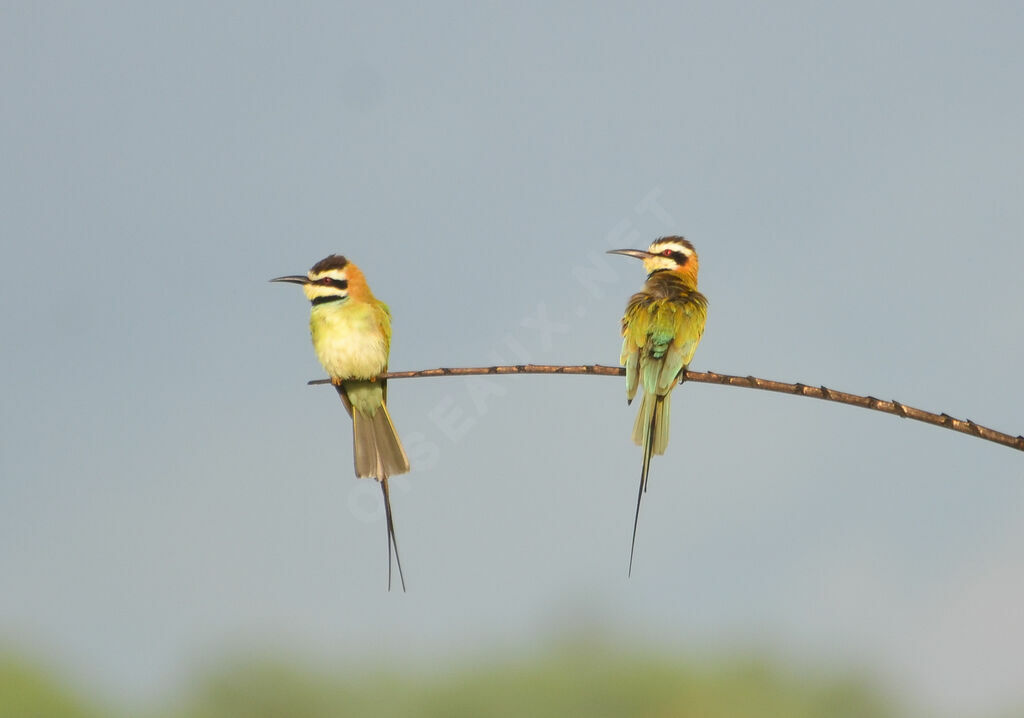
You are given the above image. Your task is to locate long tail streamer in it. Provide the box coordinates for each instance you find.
[380,478,406,592]
[628,396,661,577]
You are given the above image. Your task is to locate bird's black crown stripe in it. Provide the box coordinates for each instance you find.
[310,254,349,273]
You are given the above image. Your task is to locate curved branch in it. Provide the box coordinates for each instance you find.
[309,365,1024,454]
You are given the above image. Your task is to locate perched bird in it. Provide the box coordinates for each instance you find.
[272,254,411,591]
[608,237,708,575]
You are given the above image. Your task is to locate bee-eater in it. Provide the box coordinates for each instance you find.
[272,254,411,591]
[608,237,708,575]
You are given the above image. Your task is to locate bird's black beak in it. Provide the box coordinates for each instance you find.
[606,249,656,260]
[269,275,310,285]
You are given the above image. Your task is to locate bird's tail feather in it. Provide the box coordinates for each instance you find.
[352,401,410,478]
[373,403,410,476]
[629,393,663,576]
[380,476,406,592]
[631,391,672,456]
[346,384,410,591]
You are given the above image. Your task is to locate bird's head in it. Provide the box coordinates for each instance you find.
[270,254,370,305]
[607,236,699,285]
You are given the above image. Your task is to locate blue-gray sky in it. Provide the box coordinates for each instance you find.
[2,2,1023,715]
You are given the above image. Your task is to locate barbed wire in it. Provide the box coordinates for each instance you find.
[309,365,1024,453]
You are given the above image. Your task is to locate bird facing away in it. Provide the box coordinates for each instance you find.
[608,237,708,576]
[272,254,411,591]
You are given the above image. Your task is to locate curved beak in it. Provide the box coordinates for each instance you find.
[606,249,655,260]
[269,274,310,285]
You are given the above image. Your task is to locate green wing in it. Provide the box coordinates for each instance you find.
[620,282,707,400]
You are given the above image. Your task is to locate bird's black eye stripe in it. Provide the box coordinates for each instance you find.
[653,248,690,265]
[309,277,349,304]
[318,278,348,289]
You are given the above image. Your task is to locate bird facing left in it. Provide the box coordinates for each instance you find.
[272,254,411,591]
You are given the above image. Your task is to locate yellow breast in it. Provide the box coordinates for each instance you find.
[310,300,390,380]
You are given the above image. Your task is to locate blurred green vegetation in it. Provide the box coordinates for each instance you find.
[5,639,1018,718]
[173,647,901,718]
[0,641,904,718]
[1,649,103,718]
